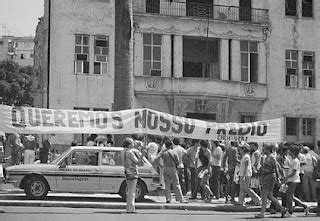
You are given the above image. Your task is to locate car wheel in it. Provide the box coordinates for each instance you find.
[24,176,49,200]
[119,180,147,202]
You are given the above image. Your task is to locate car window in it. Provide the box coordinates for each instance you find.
[101,151,122,166]
[71,151,99,166]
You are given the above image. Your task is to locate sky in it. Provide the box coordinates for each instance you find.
[0,0,44,37]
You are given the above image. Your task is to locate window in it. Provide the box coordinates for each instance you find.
[285,50,298,87]
[20,54,24,59]
[0,41,3,46]
[143,33,162,76]
[240,115,256,123]
[75,35,90,74]
[286,117,298,135]
[71,151,99,166]
[302,118,314,136]
[285,0,297,16]
[239,0,252,21]
[186,113,216,121]
[302,51,314,88]
[7,42,14,53]
[302,0,313,17]
[102,151,122,166]
[93,108,109,112]
[186,0,214,18]
[94,36,108,75]
[240,41,258,83]
[146,0,160,14]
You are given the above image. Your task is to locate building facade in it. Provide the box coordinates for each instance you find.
[0,36,16,62]
[0,35,34,66]
[37,0,319,146]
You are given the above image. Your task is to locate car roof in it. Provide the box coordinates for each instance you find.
[70,146,124,151]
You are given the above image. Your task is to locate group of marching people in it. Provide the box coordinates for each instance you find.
[130,134,320,218]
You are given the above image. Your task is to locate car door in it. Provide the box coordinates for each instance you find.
[99,150,125,192]
[56,150,100,191]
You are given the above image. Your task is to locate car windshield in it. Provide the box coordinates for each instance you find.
[50,147,70,164]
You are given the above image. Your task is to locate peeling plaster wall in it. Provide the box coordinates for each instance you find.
[262,0,320,144]
[49,0,115,111]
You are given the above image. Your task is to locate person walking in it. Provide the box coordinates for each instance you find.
[190,140,212,200]
[236,142,261,206]
[254,144,288,218]
[222,141,240,204]
[283,144,310,217]
[269,144,290,214]
[120,137,143,213]
[172,137,187,195]
[199,149,213,202]
[156,140,188,204]
[185,139,200,198]
[210,141,223,199]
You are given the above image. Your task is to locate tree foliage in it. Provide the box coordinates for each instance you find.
[0,60,34,106]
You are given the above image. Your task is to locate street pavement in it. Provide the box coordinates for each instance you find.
[2,207,320,221]
[0,182,318,215]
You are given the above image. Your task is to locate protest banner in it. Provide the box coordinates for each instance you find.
[0,105,283,142]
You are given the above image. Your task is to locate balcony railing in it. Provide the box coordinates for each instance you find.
[138,1,269,24]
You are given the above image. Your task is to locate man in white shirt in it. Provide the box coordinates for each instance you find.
[172,137,187,195]
[210,141,224,199]
[301,146,317,202]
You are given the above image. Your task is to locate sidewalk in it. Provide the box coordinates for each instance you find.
[0,183,318,214]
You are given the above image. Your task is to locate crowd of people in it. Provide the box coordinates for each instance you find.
[1,132,320,216]
[1,133,56,165]
[120,134,320,217]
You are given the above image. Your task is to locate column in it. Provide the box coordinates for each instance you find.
[231,40,241,81]
[174,35,183,78]
[134,33,143,76]
[162,34,172,78]
[220,39,229,80]
[259,42,266,84]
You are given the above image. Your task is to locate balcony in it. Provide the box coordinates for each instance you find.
[134,1,269,24]
[134,76,267,100]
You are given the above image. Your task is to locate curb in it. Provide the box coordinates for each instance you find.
[0,200,317,213]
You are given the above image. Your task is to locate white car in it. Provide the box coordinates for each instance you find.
[4,146,160,201]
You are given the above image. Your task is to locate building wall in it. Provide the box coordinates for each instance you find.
[262,0,320,144]
[13,37,34,66]
[133,1,269,125]
[0,36,14,61]
[48,0,115,144]
[40,0,320,146]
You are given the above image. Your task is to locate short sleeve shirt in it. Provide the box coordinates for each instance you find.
[287,158,300,183]
[239,153,252,177]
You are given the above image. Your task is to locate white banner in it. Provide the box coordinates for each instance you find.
[0,105,283,142]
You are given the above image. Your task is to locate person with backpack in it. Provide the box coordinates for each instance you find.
[156,140,188,204]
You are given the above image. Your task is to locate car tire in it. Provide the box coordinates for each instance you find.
[119,179,147,202]
[24,176,49,200]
